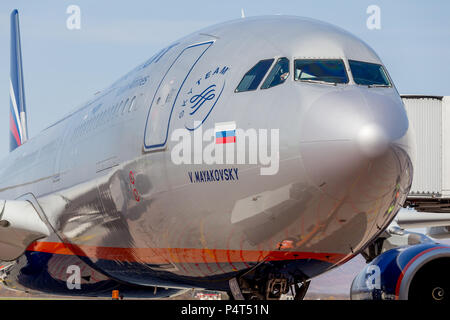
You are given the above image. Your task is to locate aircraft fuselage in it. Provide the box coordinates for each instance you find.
[0,16,414,296]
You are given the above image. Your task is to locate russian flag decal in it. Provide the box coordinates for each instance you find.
[215,121,236,144]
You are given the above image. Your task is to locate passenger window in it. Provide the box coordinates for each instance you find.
[122,98,129,114]
[128,96,136,112]
[261,58,290,89]
[235,59,274,92]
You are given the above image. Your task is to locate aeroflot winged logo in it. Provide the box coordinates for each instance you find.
[178,65,228,131]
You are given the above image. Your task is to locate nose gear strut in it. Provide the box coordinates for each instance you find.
[228,276,311,300]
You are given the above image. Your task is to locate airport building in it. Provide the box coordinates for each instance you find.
[402,95,450,213]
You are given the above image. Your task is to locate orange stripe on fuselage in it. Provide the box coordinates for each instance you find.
[26,241,345,265]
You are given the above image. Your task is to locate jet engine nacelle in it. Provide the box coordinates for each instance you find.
[351,243,450,301]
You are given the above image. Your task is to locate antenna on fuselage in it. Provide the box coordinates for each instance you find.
[241,8,245,18]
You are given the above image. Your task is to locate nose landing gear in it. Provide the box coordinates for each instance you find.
[266,278,288,299]
[291,280,311,300]
[228,276,311,300]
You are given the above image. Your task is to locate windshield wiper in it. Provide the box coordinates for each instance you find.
[300,79,338,86]
[368,84,390,88]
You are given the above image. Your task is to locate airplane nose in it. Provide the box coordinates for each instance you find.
[356,123,389,158]
[299,88,413,200]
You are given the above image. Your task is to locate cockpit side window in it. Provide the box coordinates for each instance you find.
[294,59,348,84]
[235,59,274,92]
[261,57,290,89]
[349,60,391,87]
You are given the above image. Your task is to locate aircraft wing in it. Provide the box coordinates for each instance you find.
[0,200,50,261]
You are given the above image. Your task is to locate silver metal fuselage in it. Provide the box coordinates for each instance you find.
[0,16,414,293]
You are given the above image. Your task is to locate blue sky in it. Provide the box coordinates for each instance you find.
[0,0,449,155]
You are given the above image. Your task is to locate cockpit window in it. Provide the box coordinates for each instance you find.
[235,59,274,92]
[349,60,391,87]
[294,59,348,84]
[261,57,290,89]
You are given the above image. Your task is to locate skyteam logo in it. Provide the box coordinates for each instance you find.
[171,121,280,176]
[178,65,228,131]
